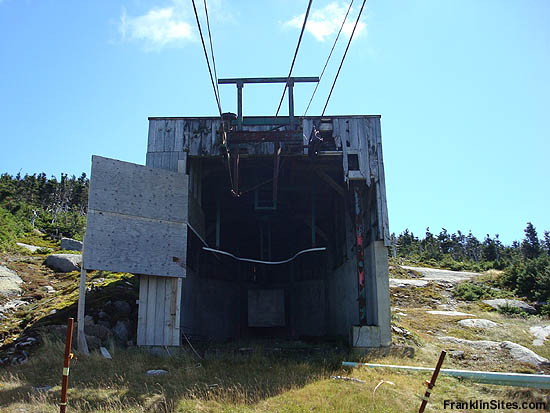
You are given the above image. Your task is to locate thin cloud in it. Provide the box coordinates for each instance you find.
[283,2,367,42]
[119,3,194,51]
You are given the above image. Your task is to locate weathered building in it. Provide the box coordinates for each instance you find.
[79,81,391,351]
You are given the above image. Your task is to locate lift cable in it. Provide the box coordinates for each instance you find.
[203,0,221,104]
[191,0,222,116]
[191,0,237,193]
[303,0,354,116]
[275,0,314,117]
[321,0,367,116]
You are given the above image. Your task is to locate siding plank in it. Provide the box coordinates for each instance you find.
[154,277,165,346]
[137,275,148,346]
[145,277,157,345]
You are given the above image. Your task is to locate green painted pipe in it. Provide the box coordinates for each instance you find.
[342,362,550,389]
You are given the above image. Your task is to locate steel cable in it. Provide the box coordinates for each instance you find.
[191,0,222,116]
[275,0,314,117]
[321,0,366,116]
[303,0,354,116]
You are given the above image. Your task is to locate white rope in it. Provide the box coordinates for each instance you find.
[202,247,326,265]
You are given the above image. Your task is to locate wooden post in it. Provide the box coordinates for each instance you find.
[60,318,74,413]
[418,351,447,413]
[76,266,89,355]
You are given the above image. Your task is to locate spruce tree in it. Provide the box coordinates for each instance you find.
[521,222,541,259]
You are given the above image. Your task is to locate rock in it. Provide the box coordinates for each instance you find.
[389,279,429,288]
[84,323,112,341]
[449,350,465,360]
[60,238,83,252]
[85,334,101,351]
[530,325,550,346]
[113,300,132,316]
[32,386,52,392]
[16,243,51,253]
[426,310,474,317]
[146,369,168,375]
[43,285,56,294]
[0,265,23,296]
[113,320,129,343]
[97,320,111,329]
[100,347,112,359]
[500,341,549,368]
[391,326,412,338]
[44,254,82,273]
[482,299,536,314]
[0,299,27,314]
[457,319,498,329]
[438,336,549,368]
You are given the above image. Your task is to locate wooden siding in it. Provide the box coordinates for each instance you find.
[146,116,390,246]
[137,275,182,346]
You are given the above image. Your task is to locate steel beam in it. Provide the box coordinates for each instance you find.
[219,77,319,84]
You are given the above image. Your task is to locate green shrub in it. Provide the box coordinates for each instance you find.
[453,282,487,301]
[0,206,29,252]
[497,304,528,318]
[540,304,550,317]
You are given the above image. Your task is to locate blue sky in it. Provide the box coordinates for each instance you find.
[1,0,548,244]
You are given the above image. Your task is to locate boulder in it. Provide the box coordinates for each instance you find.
[16,243,51,253]
[113,300,132,316]
[0,265,23,296]
[482,299,536,314]
[84,323,112,341]
[439,336,549,368]
[44,254,82,272]
[113,320,129,343]
[530,325,550,346]
[85,334,101,351]
[60,238,83,252]
[457,319,498,329]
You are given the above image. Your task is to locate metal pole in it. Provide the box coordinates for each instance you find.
[60,318,74,413]
[419,351,446,413]
[237,81,243,130]
[288,79,295,129]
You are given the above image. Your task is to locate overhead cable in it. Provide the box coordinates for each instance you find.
[203,0,221,104]
[191,0,222,116]
[303,0,354,116]
[321,0,366,116]
[275,0,314,117]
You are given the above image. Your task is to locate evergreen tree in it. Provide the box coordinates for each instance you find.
[521,222,541,259]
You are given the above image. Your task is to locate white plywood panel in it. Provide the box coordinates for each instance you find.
[84,155,188,277]
[87,156,188,223]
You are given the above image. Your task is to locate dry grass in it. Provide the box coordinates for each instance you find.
[0,336,548,412]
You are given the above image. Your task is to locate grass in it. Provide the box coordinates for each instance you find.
[0,337,549,412]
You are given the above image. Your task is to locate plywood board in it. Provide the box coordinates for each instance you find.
[84,155,188,277]
[248,289,285,327]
